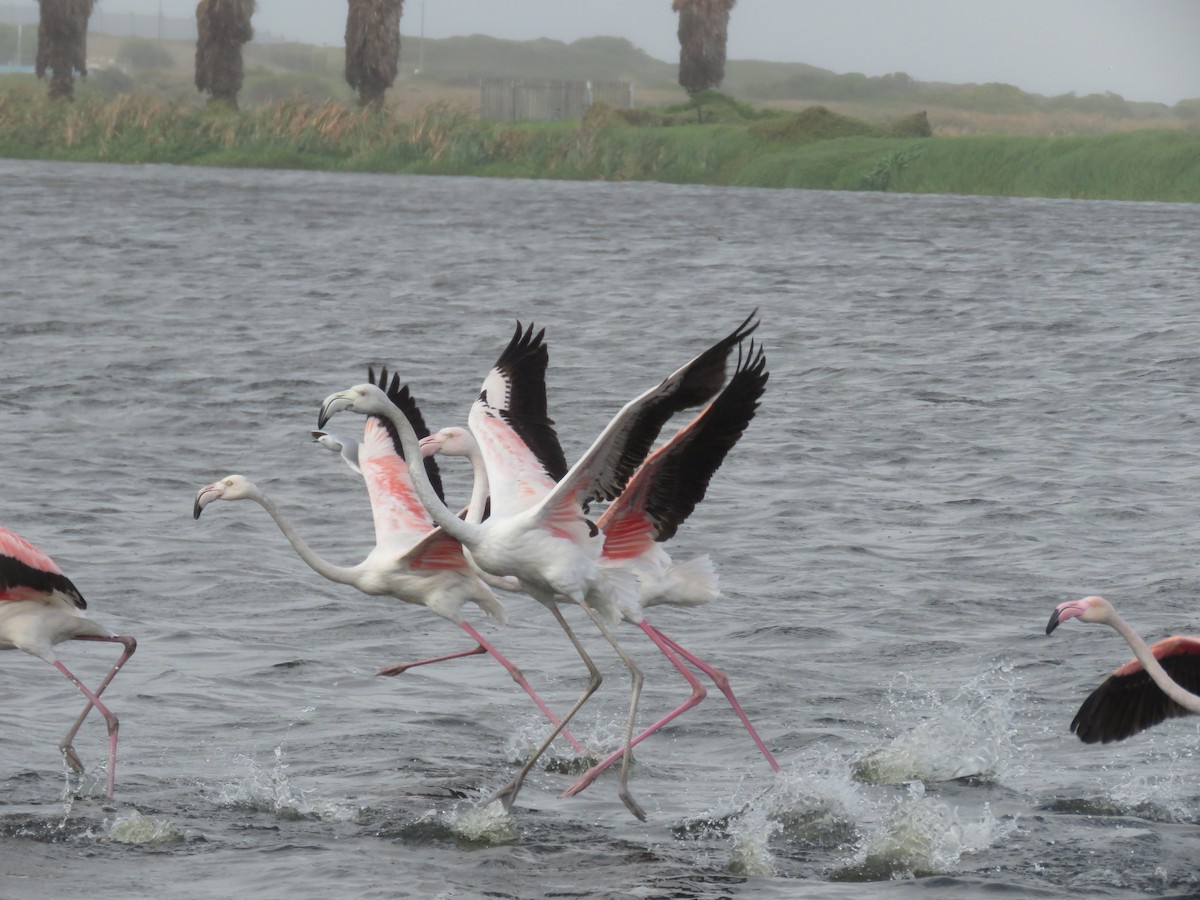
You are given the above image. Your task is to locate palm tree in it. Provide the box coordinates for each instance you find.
[344,0,403,110]
[672,0,737,96]
[195,0,256,111]
[36,0,94,100]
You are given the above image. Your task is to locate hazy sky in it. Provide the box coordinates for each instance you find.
[51,1,1200,104]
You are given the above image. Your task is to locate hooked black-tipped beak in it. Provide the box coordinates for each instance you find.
[1045,607,1063,635]
[311,430,326,442]
[193,487,217,520]
[318,393,350,430]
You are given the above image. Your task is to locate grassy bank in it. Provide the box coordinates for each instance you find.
[1,88,1197,202]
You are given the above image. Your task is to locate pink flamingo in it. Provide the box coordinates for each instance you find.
[1047,595,1200,742]
[318,314,758,821]
[194,370,583,752]
[419,340,781,797]
[0,527,137,797]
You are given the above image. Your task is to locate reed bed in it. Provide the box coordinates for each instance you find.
[1,88,1197,201]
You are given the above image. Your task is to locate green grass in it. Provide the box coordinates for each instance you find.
[1,89,1197,201]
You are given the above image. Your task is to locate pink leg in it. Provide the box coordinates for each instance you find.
[378,622,585,755]
[654,628,779,771]
[54,635,137,798]
[377,644,488,676]
[560,620,707,798]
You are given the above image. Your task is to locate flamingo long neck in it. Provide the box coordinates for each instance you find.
[1109,612,1200,713]
[371,402,483,546]
[462,436,491,525]
[251,490,360,587]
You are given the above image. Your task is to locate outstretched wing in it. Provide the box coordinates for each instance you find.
[598,341,768,559]
[530,311,759,531]
[1070,636,1200,743]
[359,368,447,551]
[0,527,87,610]
[469,322,567,518]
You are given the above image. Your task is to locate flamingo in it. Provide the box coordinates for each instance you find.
[194,370,583,751]
[1046,595,1200,743]
[318,313,759,821]
[419,340,781,797]
[311,430,362,476]
[0,527,137,798]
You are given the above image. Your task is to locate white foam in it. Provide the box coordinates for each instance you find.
[107,808,185,844]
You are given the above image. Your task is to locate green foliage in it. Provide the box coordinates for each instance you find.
[1173,98,1200,122]
[0,91,1196,202]
[0,24,19,63]
[117,38,174,71]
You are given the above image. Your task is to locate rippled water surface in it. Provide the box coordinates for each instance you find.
[2,159,1200,898]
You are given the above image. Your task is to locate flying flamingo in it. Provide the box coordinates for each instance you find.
[1046,595,1200,742]
[194,370,584,751]
[419,340,781,797]
[318,313,759,821]
[311,430,363,476]
[0,527,137,797]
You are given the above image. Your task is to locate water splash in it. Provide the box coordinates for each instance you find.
[107,809,185,844]
[211,744,360,823]
[448,799,518,844]
[833,781,1012,881]
[853,667,1017,784]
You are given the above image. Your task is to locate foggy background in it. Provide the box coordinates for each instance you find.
[5,1,1199,103]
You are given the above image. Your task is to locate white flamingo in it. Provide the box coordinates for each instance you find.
[318,314,759,821]
[419,339,781,797]
[194,371,583,750]
[1047,595,1200,742]
[0,526,137,797]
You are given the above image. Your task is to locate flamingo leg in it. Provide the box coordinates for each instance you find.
[53,635,136,798]
[377,644,489,676]
[654,628,780,772]
[484,603,602,815]
[561,619,706,798]
[572,603,646,821]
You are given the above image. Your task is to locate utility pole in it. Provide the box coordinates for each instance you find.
[418,0,425,74]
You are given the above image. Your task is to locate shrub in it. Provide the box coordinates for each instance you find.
[117,38,174,71]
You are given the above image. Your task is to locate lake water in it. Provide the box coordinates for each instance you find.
[2,158,1199,898]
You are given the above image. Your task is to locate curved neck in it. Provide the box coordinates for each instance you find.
[463,439,491,525]
[372,403,482,546]
[251,490,359,587]
[1110,612,1200,713]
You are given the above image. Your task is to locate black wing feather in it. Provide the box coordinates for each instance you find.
[489,322,569,482]
[368,365,447,506]
[0,554,87,609]
[1070,654,1200,743]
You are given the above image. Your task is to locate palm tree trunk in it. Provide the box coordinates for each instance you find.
[36,0,94,101]
[672,0,736,96]
[195,0,256,112]
[344,0,403,110]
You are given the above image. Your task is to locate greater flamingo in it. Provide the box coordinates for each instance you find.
[419,340,781,796]
[311,430,362,476]
[194,371,583,750]
[318,314,758,820]
[0,527,137,797]
[1046,595,1200,742]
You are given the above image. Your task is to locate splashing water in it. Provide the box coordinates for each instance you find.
[449,799,518,844]
[211,745,360,823]
[107,809,185,844]
[853,667,1017,784]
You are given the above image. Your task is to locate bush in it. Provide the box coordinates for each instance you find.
[117,38,174,71]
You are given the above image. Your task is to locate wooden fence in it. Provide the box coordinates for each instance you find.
[479,78,634,121]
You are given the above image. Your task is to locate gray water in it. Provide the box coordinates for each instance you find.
[2,158,1200,898]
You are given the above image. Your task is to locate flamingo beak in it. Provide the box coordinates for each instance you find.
[193,485,220,519]
[1046,601,1084,635]
[318,393,352,429]
[311,430,327,442]
[418,435,441,459]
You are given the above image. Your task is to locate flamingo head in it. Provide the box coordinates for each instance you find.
[1046,595,1114,634]
[318,383,389,429]
[419,426,477,460]
[194,474,256,519]
[311,430,346,454]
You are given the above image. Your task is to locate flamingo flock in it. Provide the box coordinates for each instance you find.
[6,311,1200,815]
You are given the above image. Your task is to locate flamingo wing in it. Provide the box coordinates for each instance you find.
[598,340,768,559]
[531,312,760,533]
[469,322,567,518]
[358,369,447,551]
[1070,636,1200,743]
[0,527,86,609]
